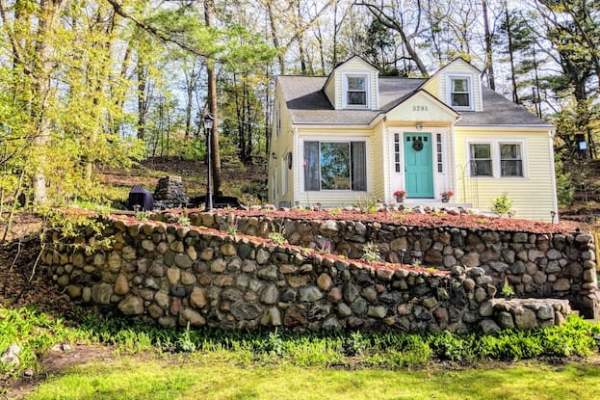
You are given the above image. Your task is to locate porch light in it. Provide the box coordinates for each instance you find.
[203,113,214,130]
[415,122,423,131]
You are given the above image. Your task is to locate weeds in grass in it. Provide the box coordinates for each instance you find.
[1,307,599,377]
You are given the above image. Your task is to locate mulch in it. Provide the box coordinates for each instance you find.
[193,208,585,235]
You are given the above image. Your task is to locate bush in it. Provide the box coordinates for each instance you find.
[492,194,513,217]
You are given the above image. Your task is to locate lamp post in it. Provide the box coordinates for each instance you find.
[204,112,214,211]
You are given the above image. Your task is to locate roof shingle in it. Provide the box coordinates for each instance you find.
[277,75,551,127]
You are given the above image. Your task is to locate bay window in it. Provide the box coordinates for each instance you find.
[304,141,367,191]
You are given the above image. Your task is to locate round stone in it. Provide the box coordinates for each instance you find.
[317,273,333,291]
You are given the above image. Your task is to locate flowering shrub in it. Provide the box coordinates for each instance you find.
[393,190,406,200]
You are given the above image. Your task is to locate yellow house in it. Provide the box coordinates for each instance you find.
[268,56,558,222]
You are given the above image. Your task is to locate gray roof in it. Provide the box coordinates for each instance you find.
[277,75,551,127]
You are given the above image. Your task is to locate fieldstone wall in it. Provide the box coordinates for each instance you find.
[42,216,572,333]
[160,211,600,319]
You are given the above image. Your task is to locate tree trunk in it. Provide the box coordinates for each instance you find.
[136,52,147,140]
[266,1,285,74]
[504,7,519,103]
[482,0,495,90]
[295,0,307,74]
[205,0,222,195]
[332,0,339,67]
[31,0,67,205]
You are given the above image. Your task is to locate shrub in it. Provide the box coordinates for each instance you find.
[361,242,381,262]
[492,194,513,217]
[268,232,286,245]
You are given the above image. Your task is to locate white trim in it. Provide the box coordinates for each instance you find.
[465,137,529,179]
[342,73,370,109]
[447,74,474,111]
[456,125,554,130]
[548,133,559,220]
[387,127,452,203]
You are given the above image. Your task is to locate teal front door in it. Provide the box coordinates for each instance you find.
[404,132,434,198]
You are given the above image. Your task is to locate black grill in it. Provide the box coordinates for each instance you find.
[127,186,154,211]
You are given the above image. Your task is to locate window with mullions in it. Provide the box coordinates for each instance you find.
[450,77,471,108]
[500,143,523,177]
[394,133,401,172]
[436,133,443,173]
[469,143,493,177]
[346,76,367,106]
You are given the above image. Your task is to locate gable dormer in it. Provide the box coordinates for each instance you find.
[422,58,483,112]
[324,55,379,110]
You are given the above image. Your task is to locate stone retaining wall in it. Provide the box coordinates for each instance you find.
[42,216,572,333]
[158,211,600,319]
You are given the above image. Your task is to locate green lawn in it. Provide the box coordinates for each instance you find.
[26,355,600,400]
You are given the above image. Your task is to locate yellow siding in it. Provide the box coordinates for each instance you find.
[385,91,456,123]
[293,127,383,208]
[268,82,294,206]
[454,128,557,221]
[424,60,483,111]
[332,57,379,110]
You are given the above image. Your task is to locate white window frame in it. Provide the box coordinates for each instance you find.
[499,141,525,178]
[342,73,370,109]
[466,138,528,179]
[301,137,369,193]
[447,74,474,111]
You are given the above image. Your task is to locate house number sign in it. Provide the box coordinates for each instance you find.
[412,105,428,111]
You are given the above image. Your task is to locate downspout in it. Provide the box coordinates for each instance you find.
[548,127,559,221]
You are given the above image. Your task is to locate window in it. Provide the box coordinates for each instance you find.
[346,75,367,107]
[394,133,401,172]
[469,143,493,177]
[450,77,471,108]
[304,141,367,191]
[436,133,443,173]
[320,142,351,190]
[500,143,523,177]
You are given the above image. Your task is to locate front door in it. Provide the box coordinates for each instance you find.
[404,132,434,198]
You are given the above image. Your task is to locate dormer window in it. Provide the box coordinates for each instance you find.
[449,76,472,109]
[345,74,368,108]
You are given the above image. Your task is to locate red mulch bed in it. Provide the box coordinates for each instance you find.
[183,208,584,235]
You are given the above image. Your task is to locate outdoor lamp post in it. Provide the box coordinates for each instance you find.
[204,112,214,211]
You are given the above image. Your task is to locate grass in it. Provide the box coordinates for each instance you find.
[1,305,600,398]
[25,355,600,400]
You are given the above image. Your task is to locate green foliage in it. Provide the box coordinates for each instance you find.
[46,210,113,254]
[268,232,286,246]
[555,159,574,207]
[177,215,191,227]
[502,279,516,298]
[354,196,379,214]
[135,211,150,222]
[361,242,382,263]
[492,194,514,217]
[0,307,91,376]
[2,306,599,379]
